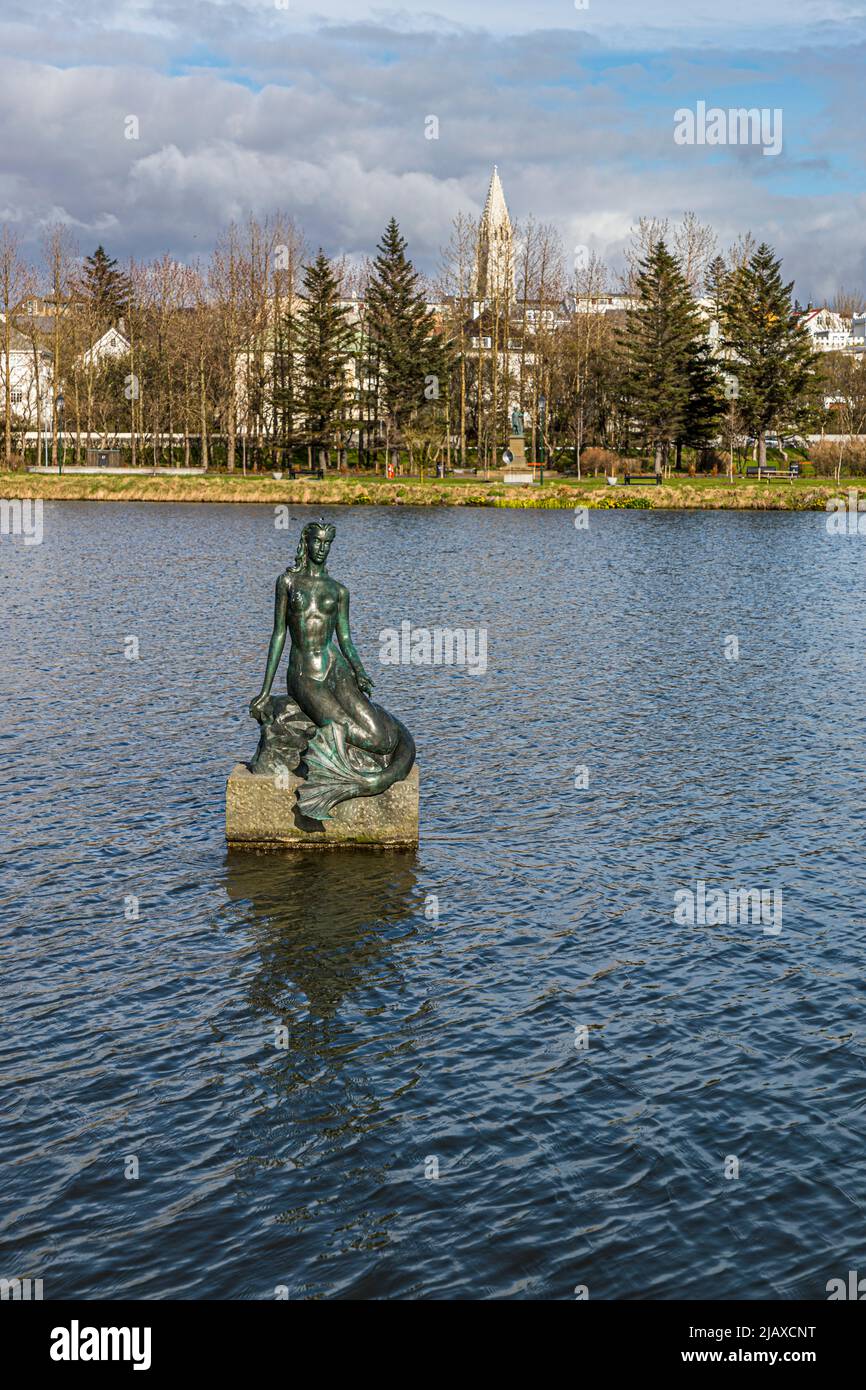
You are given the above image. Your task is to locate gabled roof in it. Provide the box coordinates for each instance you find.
[77,326,132,363]
[0,317,39,352]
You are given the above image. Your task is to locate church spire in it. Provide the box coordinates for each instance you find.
[475,166,514,301]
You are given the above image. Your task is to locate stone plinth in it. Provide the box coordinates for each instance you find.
[508,435,526,464]
[226,763,419,850]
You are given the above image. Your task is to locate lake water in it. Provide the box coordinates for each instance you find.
[1,501,865,1300]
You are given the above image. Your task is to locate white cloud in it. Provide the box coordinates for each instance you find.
[0,8,863,302]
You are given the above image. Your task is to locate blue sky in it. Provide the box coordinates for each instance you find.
[0,1,864,299]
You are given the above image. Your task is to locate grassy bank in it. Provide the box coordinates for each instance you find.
[0,470,857,511]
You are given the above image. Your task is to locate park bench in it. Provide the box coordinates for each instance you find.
[624,471,662,485]
[745,465,801,481]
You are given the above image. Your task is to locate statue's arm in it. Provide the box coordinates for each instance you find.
[336,585,374,695]
[249,573,289,719]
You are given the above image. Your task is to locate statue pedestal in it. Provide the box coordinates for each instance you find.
[508,435,526,464]
[226,763,419,850]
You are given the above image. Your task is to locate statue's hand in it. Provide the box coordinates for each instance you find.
[354,668,374,697]
[249,692,273,724]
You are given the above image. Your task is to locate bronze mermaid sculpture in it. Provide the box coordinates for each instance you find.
[248,520,416,821]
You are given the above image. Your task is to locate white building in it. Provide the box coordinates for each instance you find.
[798,307,853,353]
[79,326,131,368]
[571,292,636,315]
[0,319,54,426]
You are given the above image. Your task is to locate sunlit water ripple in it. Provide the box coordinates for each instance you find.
[1,501,864,1299]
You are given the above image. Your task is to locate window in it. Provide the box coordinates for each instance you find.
[10,388,23,405]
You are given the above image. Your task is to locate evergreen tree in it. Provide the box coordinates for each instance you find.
[705,255,730,323]
[271,301,299,465]
[721,243,817,466]
[621,240,705,470]
[298,250,353,467]
[366,218,442,465]
[81,245,129,325]
[676,337,723,464]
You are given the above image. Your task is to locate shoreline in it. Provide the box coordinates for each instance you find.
[0,471,849,511]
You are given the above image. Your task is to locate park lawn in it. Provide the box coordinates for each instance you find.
[0,469,859,511]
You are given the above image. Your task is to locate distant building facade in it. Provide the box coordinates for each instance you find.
[797,307,853,353]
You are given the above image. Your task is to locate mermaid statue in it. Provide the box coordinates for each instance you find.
[248,520,416,821]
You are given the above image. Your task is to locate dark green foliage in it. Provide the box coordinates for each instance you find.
[621,240,710,465]
[298,250,353,459]
[721,243,818,459]
[366,218,444,443]
[81,245,129,325]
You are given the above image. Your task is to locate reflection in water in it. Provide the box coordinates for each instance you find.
[224,848,420,1025]
[223,851,424,1257]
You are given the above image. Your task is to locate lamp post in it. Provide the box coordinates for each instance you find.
[538,394,547,483]
[56,392,64,476]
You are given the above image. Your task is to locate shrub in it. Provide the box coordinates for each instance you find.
[701,449,726,474]
[808,438,866,477]
[845,438,866,472]
[580,446,623,477]
[591,493,652,509]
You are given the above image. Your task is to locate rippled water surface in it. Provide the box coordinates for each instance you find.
[2,501,865,1300]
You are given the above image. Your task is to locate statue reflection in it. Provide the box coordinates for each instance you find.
[223,851,423,1249]
[224,848,420,1034]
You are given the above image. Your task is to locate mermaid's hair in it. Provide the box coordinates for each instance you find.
[291,518,336,573]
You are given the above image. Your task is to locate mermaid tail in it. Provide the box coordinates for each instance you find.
[297,716,416,821]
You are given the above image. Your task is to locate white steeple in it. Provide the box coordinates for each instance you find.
[474,166,514,301]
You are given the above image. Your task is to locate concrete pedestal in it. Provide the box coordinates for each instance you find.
[226,763,419,850]
[508,435,527,464]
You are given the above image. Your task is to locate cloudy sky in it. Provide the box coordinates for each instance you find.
[1,1,864,300]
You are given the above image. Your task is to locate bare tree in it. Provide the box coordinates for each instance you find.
[555,250,610,476]
[822,351,866,482]
[0,227,34,466]
[438,212,477,469]
[726,231,756,273]
[622,216,670,295]
[42,224,79,467]
[832,286,865,317]
[210,224,245,471]
[673,212,717,296]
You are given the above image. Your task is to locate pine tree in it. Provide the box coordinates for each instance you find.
[81,245,129,325]
[705,255,730,323]
[621,240,705,470]
[366,218,442,466]
[721,243,817,466]
[677,337,723,464]
[298,251,353,468]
